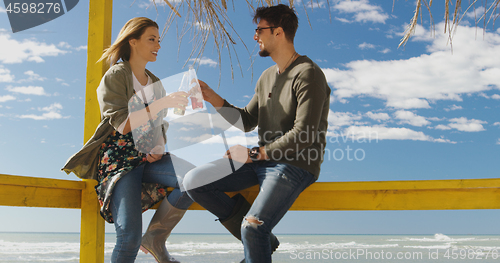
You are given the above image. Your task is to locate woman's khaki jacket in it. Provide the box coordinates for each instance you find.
[62,61,166,180]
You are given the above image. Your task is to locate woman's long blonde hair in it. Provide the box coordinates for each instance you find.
[98,17,159,65]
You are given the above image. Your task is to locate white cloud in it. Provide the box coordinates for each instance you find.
[478,92,489,99]
[75,46,87,51]
[394,110,430,127]
[0,6,5,13]
[137,0,176,9]
[55,77,70,86]
[328,110,362,130]
[18,71,46,83]
[0,95,16,102]
[194,22,211,30]
[497,138,500,145]
[355,10,389,24]
[327,111,455,143]
[305,0,326,9]
[433,137,456,144]
[492,94,500,99]
[189,57,218,68]
[333,0,389,24]
[435,124,452,130]
[322,22,500,109]
[18,103,66,120]
[387,98,431,109]
[359,42,376,49]
[447,117,487,132]
[465,6,486,20]
[0,32,68,63]
[379,48,391,54]
[58,42,72,49]
[6,86,47,96]
[494,122,500,126]
[340,125,455,143]
[335,17,352,23]
[344,125,432,141]
[366,111,390,122]
[0,65,14,82]
[444,104,463,111]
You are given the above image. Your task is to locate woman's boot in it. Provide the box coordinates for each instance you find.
[140,199,186,263]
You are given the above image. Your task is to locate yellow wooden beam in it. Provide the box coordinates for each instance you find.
[286,179,500,211]
[3,174,500,211]
[307,178,500,191]
[0,174,85,190]
[154,178,500,211]
[0,174,84,208]
[0,184,81,208]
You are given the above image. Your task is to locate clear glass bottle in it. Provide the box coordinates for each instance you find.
[174,66,203,115]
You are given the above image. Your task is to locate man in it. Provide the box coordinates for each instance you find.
[184,4,330,263]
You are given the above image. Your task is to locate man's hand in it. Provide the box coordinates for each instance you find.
[223,144,252,163]
[198,80,224,108]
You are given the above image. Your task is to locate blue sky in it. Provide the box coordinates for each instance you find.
[0,0,499,235]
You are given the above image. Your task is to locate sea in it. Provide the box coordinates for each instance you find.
[1,232,500,262]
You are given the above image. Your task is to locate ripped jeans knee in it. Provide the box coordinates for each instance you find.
[241,215,269,243]
[242,215,264,229]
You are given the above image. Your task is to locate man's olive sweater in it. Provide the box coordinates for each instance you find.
[220,56,330,179]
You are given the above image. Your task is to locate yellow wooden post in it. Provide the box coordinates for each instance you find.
[84,0,112,142]
[81,0,113,262]
[80,180,105,263]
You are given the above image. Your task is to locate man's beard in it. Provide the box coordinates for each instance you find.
[259,49,270,57]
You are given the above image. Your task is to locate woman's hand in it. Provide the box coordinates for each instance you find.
[146,145,164,163]
[198,80,224,108]
[160,91,189,109]
[146,153,163,163]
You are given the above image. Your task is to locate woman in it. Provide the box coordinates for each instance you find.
[62,17,193,263]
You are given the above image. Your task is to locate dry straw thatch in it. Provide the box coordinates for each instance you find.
[399,0,500,48]
[146,0,500,77]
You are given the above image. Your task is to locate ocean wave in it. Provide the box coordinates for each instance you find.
[3,234,499,261]
[404,243,454,249]
[0,240,80,255]
[274,241,399,254]
[0,255,79,262]
[27,257,79,262]
[167,241,243,250]
[388,233,495,242]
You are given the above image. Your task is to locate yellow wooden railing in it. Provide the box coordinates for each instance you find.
[2,0,500,262]
[2,174,500,262]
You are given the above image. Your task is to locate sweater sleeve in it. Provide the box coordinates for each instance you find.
[264,66,328,158]
[97,68,130,132]
[217,92,259,133]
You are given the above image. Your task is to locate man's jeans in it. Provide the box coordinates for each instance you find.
[110,153,194,263]
[184,159,316,263]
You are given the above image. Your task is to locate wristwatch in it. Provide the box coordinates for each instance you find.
[248,147,260,162]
